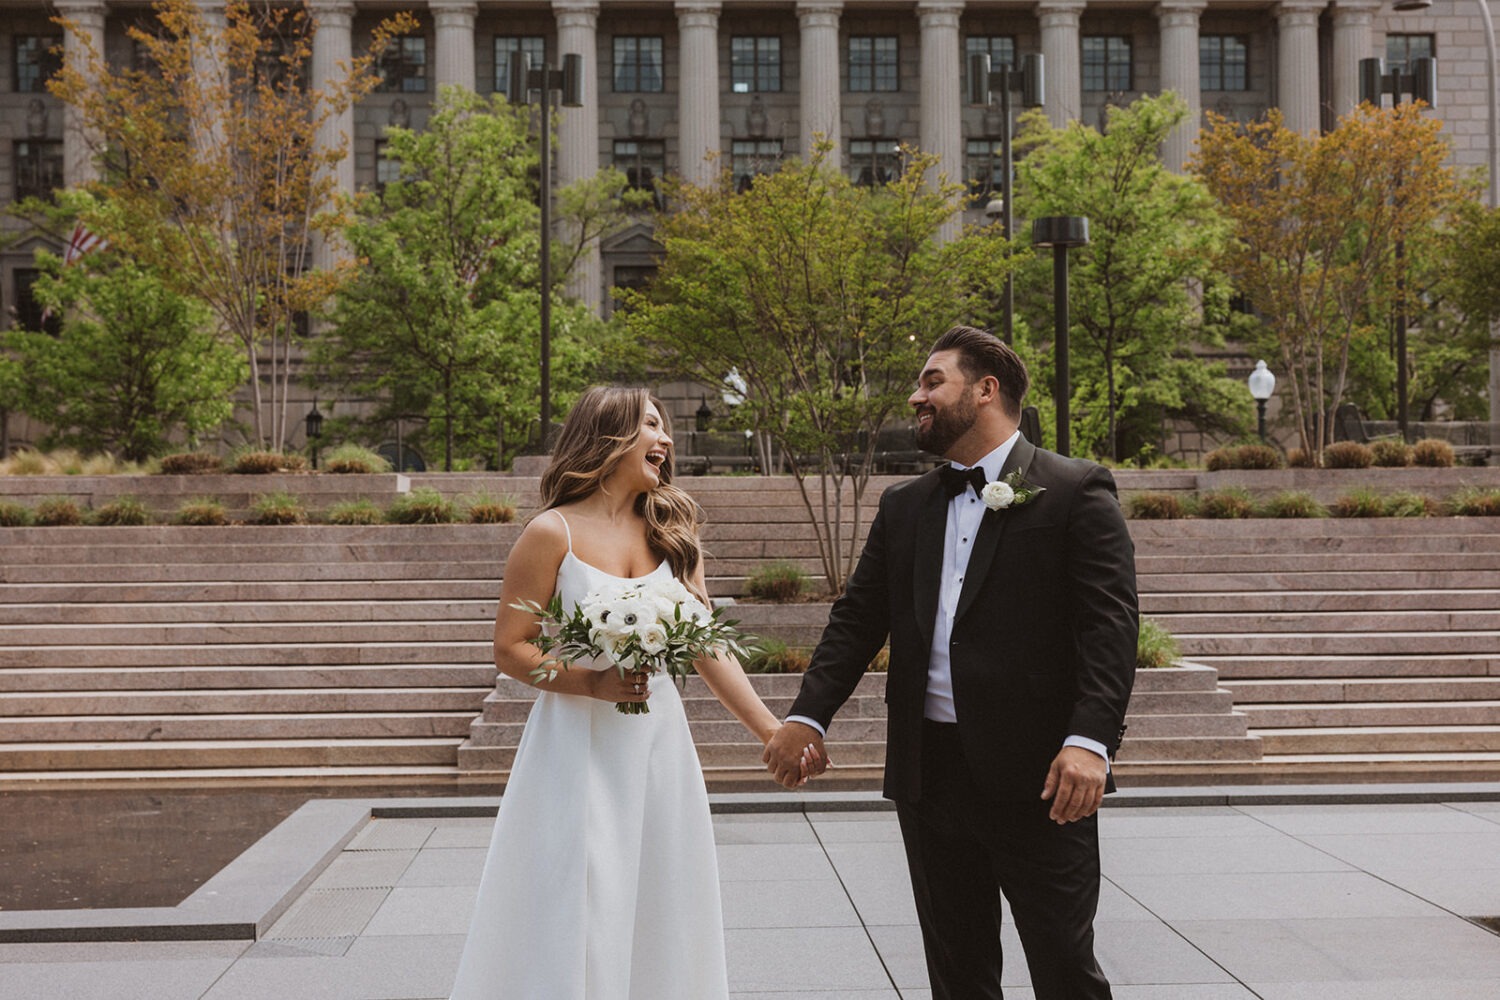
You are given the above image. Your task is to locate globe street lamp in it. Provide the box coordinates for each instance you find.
[509,51,584,452]
[305,398,324,470]
[1247,360,1276,443]
[1031,216,1090,457]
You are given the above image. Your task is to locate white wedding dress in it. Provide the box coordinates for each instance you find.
[449,513,729,1000]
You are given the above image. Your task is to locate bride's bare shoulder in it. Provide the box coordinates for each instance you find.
[514,508,569,556]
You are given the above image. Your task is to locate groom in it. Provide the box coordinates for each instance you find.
[765,325,1138,999]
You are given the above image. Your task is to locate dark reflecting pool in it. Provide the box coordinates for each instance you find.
[0,782,499,911]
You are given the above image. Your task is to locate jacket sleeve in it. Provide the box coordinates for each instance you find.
[1063,464,1139,754]
[787,497,894,732]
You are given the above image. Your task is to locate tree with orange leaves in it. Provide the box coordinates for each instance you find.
[1193,103,1462,459]
[47,0,412,450]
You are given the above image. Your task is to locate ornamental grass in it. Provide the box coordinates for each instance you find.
[1449,487,1500,516]
[91,497,152,526]
[1322,441,1374,469]
[1124,491,1187,520]
[176,497,229,526]
[1412,438,1456,468]
[1136,617,1181,669]
[1259,491,1327,518]
[745,560,811,602]
[1193,488,1256,519]
[33,497,86,526]
[323,444,392,475]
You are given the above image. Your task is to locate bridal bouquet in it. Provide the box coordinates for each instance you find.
[514,578,754,715]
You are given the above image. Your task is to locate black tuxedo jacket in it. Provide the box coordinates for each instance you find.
[789,437,1139,803]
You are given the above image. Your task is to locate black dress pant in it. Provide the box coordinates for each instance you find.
[894,720,1112,1000]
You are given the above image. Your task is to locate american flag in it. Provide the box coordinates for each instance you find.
[63,223,107,265]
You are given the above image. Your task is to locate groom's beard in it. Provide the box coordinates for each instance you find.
[915,387,978,457]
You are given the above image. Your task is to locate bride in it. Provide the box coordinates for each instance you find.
[449,386,816,1000]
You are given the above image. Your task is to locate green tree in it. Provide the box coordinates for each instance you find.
[3,251,245,461]
[624,144,1014,594]
[315,87,629,470]
[1015,94,1245,462]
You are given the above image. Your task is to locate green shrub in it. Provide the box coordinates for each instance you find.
[1259,491,1326,519]
[1369,439,1412,468]
[230,450,308,474]
[1449,487,1500,516]
[1203,446,1236,472]
[386,487,456,524]
[745,560,811,602]
[1384,491,1440,517]
[743,638,810,674]
[1124,491,1186,520]
[1205,443,1281,471]
[1412,438,1456,468]
[1136,617,1181,670]
[0,502,34,527]
[1330,488,1387,518]
[92,496,152,526]
[177,497,229,526]
[33,497,86,526]
[1193,487,1255,519]
[158,452,222,475]
[250,491,307,525]
[1323,441,1373,469]
[327,498,385,525]
[464,492,518,524]
[323,444,392,475]
[1286,447,1317,468]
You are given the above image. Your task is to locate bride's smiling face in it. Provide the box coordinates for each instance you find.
[620,401,672,490]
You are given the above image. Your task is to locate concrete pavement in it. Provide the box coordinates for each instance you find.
[4,787,1500,999]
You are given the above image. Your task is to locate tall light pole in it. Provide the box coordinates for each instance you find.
[1032,216,1090,457]
[510,51,583,452]
[968,52,1044,344]
[1392,0,1500,456]
[1360,52,1437,443]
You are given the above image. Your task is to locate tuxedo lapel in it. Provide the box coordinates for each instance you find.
[911,474,947,646]
[954,437,1036,624]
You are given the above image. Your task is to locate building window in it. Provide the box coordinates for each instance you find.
[1082,36,1132,92]
[495,36,545,95]
[1386,33,1435,74]
[964,139,1004,207]
[14,35,62,94]
[849,36,899,92]
[1200,35,1249,91]
[13,268,60,335]
[964,35,1016,92]
[610,264,657,314]
[849,139,901,186]
[731,139,782,191]
[374,139,402,193]
[731,36,781,93]
[377,35,428,93]
[614,139,665,207]
[14,139,64,201]
[613,36,664,92]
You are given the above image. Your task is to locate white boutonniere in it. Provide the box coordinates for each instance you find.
[981,470,1045,512]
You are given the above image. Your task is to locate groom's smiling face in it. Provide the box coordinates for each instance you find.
[910,351,979,458]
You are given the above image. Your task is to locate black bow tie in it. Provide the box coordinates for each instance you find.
[939,464,987,499]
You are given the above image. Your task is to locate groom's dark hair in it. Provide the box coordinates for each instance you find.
[930,325,1028,419]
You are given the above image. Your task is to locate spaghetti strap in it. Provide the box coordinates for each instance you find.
[550,509,574,552]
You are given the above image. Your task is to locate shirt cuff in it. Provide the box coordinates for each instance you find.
[785,714,826,737]
[1063,735,1111,769]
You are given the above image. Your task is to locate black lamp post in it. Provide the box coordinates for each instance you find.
[695,397,713,433]
[1359,53,1437,444]
[305,399,324,469]
[1247,360,1276,443]
[509,50,584,452]
[1031,216,1089,458]
[969,52,1045,344]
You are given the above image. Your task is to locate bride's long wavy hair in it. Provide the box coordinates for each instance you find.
[538,386,705,585]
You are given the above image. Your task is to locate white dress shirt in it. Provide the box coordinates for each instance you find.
[791,430,1108,765]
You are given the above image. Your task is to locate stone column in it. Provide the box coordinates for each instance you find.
[1330,0,1379,121]
[918,1,964,243]
[797,1,843,161]
[553,1,601,310]
[1277,1,1324,134]
[1038,0,1085,127]
[431,1,478,93]
[676,2,722,187]
[55,0,106,186]
[310,1,356,270]
[1157,1,1206,172]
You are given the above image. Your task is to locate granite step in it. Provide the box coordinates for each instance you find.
[1257,725,1500,754]
[0,738,462,770]
[0,620,493,647]
[1141,590,1500,613]
[1,641,492,668]
[1224,677,1500,702]
[1176,631,1500,656]
[0,688,492,716]
[1195,655,1500,678]
[1136,553,1500,573]
[0,599,498,626]
[1146,610,1500,633]
[0,562,505,584]
[1137,570,1500,592]
[1129,533,1500,555]
[0,580,501,605]
[1245,701,1500,727]
[0,712,479,742]
[0,664,497,692]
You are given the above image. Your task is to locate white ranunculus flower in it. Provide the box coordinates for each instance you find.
[981,480,1016,511]
[638,623,669,655]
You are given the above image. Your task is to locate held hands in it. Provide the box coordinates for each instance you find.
[763,721,831,790]
[1040,745,1108,824]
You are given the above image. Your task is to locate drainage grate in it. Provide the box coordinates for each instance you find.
[267,887,390,939]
